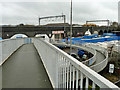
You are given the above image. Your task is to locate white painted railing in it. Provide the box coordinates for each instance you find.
[70,43,108,73]
[55,43,107,72]
[53,43,96,66]
[33,38,119,89]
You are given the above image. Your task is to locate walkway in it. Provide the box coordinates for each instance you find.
[92,50,105,65]
[2,44,52,88]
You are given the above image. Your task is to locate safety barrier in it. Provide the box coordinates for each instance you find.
[56,42,107,72]
[65,44,96,66]
[52,42,96,66]
[33,38,119,89]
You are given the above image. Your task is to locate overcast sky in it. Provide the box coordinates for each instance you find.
[0,0,119,25]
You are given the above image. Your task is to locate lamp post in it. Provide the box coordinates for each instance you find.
[70,0,72,54]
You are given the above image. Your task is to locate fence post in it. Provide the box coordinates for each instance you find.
[56,52,59,88]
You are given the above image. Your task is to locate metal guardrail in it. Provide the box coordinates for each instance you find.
[52,40,96,66]
[33,38,119,89]
[64,44,97,66]
[55,42,108,72]
[71,41,109,73]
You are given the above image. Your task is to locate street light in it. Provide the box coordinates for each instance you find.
[70,0,72,54]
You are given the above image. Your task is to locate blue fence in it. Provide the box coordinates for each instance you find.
[61,35,120,45]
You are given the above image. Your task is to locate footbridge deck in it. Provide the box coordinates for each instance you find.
[2,44,52,88]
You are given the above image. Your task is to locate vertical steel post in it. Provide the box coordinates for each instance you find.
[85,77,89,90]
[80,73,83,90]
[76,70,78,89]
[70,0,72,54]
[55,53,59,88]
[92,82,95,90]
[39,18,40,26]
[70,64,72,88]
[72,66,75,89]
[67,62,69,89]
[65,60,66,88]
[64,15,66,37]
[63,58,65,88]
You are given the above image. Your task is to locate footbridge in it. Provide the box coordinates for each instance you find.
[0,38,119,89]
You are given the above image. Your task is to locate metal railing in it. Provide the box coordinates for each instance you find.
[71,41,109,72]
[52,40,97,67]
[33,38,119,89]
[55,42,108,72]
[53,40,97,66]
[64,44,96,66]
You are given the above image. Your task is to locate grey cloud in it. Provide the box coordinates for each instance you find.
[1,2,118,25]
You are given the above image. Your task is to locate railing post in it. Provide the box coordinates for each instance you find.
[67,61,69,89]
[62,58,65,88]
[76,69,78,89]
[72,66,75,89]
[60,55,63,88]
[85,77,89,90]
[92,82,95,90]
[56,52,59,88]
[70,64,72,88]
[58,54,61,88]
[80,72,83,90]
[65,59,66,88]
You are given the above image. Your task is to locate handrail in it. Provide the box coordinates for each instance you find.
[33,38,119,89]
[71,41,108,72]
[53,43,96,66]
[58,42,108,72]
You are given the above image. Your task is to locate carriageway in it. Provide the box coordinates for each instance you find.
[0,38,119,89]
